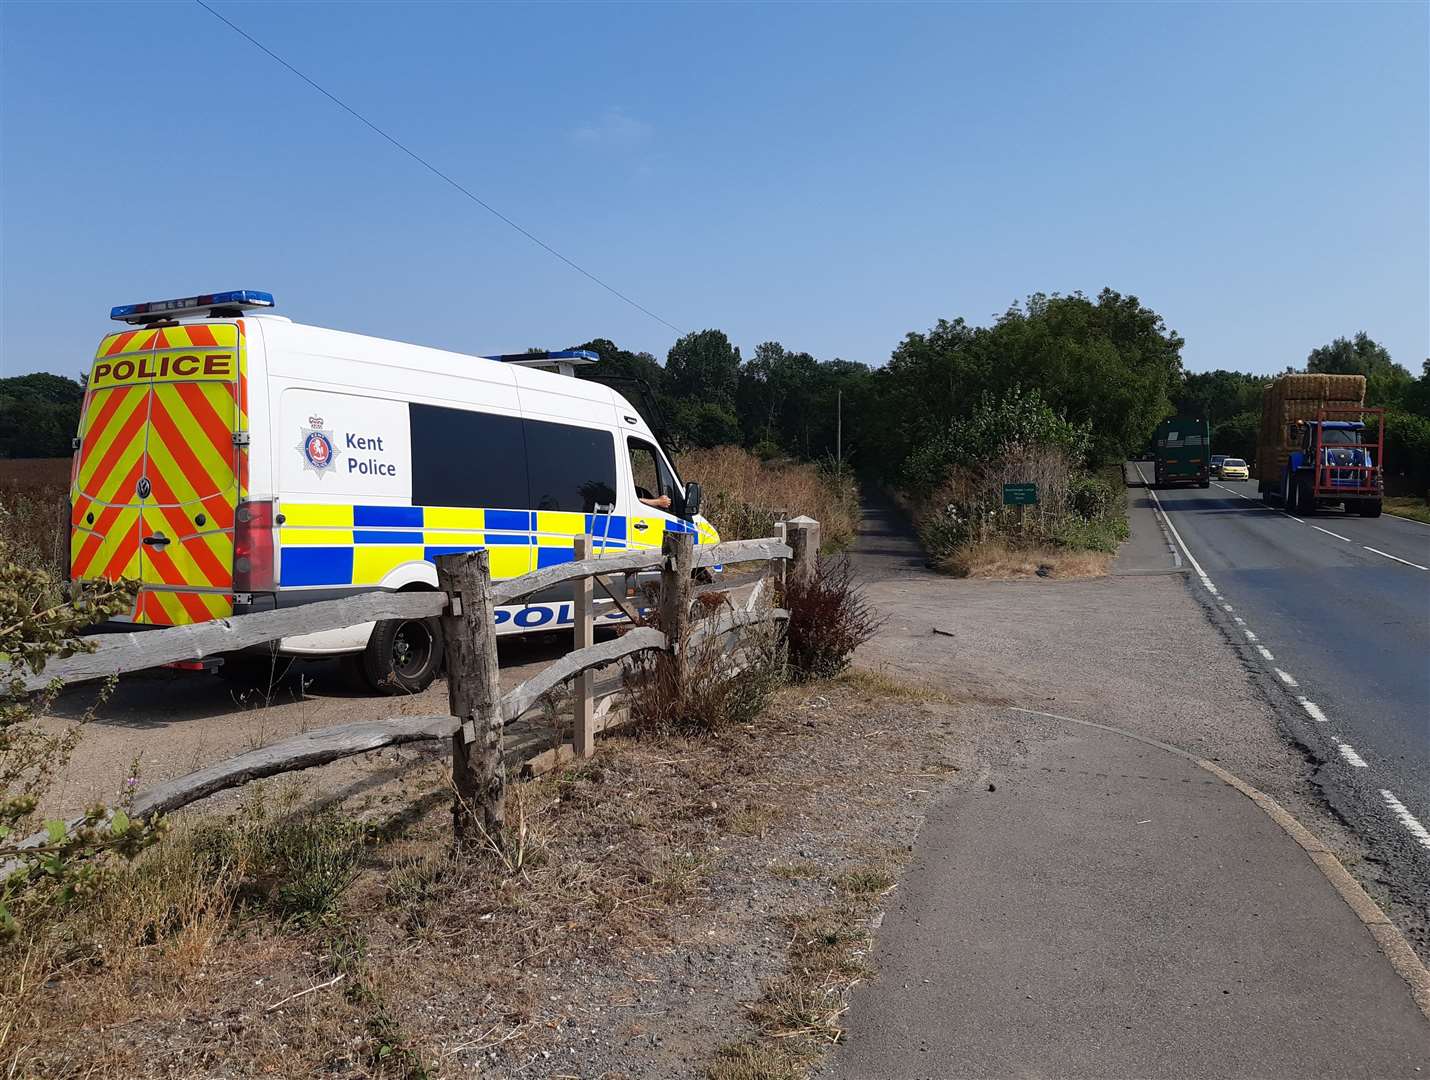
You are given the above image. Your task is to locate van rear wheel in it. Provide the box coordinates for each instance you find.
[363,616,444,695]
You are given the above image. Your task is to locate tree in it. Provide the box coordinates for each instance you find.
[867,290,1184,474]
[665,330,741,413]
[0,374,85,459]
[572,338,667,395]
[1307,332,1413,409]
[1212,411,1260,463]
[1178,370,1268,427]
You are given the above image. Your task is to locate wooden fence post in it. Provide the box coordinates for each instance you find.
[572,535,595,758]
[774,520,788,596]
[787,516,820,589]
[435,550,504,847]
[660,531,695,689]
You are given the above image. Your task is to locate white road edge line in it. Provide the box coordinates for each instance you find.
[1243,628,1259,642]
[1274,668,1299,687]
[1363,546,1430,571]
[1384,511,1430,530]
[1338,744,1369,768]
[1134,464,1218,594]
[1379,790,1430,849]
[1297,697,1330,723]
[1256,644,1276,662]
[1312,525,1351,542]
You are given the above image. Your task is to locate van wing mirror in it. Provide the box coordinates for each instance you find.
[683,481,703,519]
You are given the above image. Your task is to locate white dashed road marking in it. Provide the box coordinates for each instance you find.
[1134,465,1417,837]
[1363,546,1429,571]
[1380,791,1430,849]
[1337,743,1369,768]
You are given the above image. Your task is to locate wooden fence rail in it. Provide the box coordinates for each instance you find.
[5,521,815,868]
[21,536,794,695]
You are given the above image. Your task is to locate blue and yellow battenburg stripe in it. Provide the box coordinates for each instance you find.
[277,503,713,588]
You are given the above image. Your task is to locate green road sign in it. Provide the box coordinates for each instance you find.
[1003,483,1038,506]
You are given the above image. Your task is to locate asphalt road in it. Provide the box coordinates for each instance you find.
[1135,466,1430,906]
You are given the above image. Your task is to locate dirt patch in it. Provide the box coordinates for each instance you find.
[5,670,986,1079]
[938,541,1111,579]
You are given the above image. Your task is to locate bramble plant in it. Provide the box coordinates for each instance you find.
[0,544,159,939]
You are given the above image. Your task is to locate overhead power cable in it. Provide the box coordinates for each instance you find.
[193,0,685,336]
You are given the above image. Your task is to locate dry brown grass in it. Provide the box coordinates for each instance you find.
[2,710,818,1076]
[940,541,1112,580]
[835,666,947,703]
[681,446,859,550]
[714,856,898,1077]
[0,458,70,578]
[6,666,942,1078]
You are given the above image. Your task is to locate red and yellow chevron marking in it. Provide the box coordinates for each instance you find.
[133,588,231,625]
[70,383,149,583]
[72,322,247,626]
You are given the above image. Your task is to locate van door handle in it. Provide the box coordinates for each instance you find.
[633,521,649,531]
[143,533,170,547]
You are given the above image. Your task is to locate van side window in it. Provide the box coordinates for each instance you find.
[628,438,676,508]
[525,419,617,512]
[410,403,527,509]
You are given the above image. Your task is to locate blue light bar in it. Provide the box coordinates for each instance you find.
[490,350,599,364]
[110,290,275,323]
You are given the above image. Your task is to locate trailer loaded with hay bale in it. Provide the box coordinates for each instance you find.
[1257,373,1384,516]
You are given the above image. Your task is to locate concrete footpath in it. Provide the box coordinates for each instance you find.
[826,724,1429,1079]
[830,491,1430,1079]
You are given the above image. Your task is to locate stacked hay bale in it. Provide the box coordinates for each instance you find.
[1257,374,1366,489]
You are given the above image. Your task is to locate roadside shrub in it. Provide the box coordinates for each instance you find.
[625,606,786,735]
[781,557,880,682]
[901,386,1091,497]
[912,449,1127,569]
[1067,470,1120,522]
[915,445,1075,561]
[1384,409,1430,496]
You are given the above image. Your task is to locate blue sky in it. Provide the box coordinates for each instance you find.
[2,1,1426,381]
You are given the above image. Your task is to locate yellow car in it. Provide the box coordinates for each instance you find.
[1220,457,1250,480]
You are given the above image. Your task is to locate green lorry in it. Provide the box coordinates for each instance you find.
[1152,416,1210,488]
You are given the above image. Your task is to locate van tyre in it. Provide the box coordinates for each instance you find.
[363,616,443,695]
[1359,500,1382,518]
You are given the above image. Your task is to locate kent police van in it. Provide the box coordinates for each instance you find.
[70,290,717,692]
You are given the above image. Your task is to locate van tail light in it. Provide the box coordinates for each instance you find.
[234,500,275,592]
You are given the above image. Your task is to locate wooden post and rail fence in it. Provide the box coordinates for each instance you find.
[4,520,820,869]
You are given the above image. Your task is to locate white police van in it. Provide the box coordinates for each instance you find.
[69,290,716,693]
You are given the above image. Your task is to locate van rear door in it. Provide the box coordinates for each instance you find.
[70,323,246,624]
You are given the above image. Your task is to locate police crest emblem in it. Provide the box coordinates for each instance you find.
[299,416,336,476]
